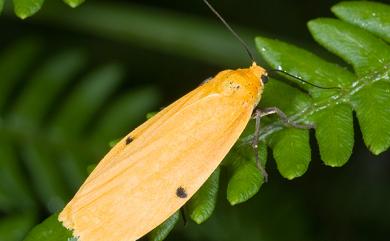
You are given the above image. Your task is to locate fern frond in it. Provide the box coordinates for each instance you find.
[152,1,390,239]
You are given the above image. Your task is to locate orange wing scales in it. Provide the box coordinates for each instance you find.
[59,63,266,241]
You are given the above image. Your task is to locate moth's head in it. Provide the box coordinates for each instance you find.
[249,62,268,87]
[207,63,267,106]
[246,62,267,105]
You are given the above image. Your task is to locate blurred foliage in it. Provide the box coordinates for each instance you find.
[1,0,390,241]
[0,39,161,240]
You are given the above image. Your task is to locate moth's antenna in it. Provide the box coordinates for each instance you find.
[269,69,341,90]
[203,0,255,63]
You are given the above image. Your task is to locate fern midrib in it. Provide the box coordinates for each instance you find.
[241,63,390,145]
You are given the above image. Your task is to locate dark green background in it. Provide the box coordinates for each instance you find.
[1,1,389,241]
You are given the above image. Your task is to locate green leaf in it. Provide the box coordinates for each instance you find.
[351,81,390,155]
[308,18,390,75]
[227,163,263,205]
[226,142,267,205]
[312,104,354,166]
[8,50,86,130]
[63,0,85,8]
[147,211,180,241]
[332,1,390,43]
[23,213,74,241]
[13,0,44,19]
[0,137,36,212]
[0,212,36,241]
[0,0,4,14]
[187,168,220,224]
[255,36,354,97]
[146,111,158,119]
[269,128,311,180]
[108,138,121,148]
[9,0,86,18]
[50,64,124,138]
[86,163,97,174]
[0,38,41,112]
[21,142,69,213]
[259,78,312,116]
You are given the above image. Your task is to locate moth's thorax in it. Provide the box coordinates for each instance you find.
[205,62,266,106]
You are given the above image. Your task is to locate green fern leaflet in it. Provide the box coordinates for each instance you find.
[1,0,84,19]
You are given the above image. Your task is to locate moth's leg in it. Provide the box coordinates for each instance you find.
[260,107,314,129]
[251,107,314,182]
[251,109,268,182]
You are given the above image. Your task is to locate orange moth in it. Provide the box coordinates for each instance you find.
[59,1,270,241]
[59,62,267,241]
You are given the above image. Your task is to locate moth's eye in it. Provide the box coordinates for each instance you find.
[261,74,269,84]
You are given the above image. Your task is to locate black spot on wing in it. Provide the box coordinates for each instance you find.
[125,136,133,145]
[176,187,187,198]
